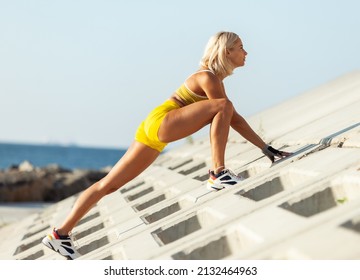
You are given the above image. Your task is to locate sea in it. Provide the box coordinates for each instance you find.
[0,142,127,170]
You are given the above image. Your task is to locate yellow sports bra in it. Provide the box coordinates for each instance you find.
[174,70,214,106]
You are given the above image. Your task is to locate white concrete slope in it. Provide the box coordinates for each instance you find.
[1,71,359,260]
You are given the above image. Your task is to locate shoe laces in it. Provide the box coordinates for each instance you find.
[213,168,242,180]
[223,168,242,179]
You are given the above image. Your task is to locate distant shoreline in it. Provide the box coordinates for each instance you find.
[0,142,126,170]
[0,140,123,150]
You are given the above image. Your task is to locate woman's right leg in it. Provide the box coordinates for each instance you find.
[158,98,234,172]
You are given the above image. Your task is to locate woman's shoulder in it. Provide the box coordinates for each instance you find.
[185,68,222,96]
[193,68,221,86]
[187,68,218,83]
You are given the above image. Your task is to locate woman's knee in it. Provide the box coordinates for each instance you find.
[97,177,120,196]
[213,98,234,115]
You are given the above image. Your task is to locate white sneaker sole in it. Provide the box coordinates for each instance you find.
[207,179,244,191]
[206,181,225,191]
[42,235,78,260]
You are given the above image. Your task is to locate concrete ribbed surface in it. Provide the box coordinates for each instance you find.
[1,71,360,260]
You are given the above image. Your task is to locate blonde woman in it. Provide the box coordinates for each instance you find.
[42,31,291,259]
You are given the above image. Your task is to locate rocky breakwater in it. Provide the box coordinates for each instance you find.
[0,161,109,202]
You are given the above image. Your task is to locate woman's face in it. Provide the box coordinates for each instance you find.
[227,37,247,68]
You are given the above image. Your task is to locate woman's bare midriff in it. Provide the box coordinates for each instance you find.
[169,94,186,107]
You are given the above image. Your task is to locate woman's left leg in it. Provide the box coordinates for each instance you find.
[56,141,159,235]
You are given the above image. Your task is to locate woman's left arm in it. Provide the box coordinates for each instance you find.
[231,109,293,162]
[230,109,266,150]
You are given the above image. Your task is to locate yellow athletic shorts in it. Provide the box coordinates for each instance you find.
[135,100,180,152]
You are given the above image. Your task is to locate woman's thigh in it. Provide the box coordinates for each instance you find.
[158,98,228,143]
[100,141,159,192]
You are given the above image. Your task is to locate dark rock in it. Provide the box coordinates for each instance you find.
[0,164,108,202]
[43,164,71,174]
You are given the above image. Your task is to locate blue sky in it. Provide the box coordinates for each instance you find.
[1,0,359,149]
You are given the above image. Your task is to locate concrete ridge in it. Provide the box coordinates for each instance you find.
[0,71,359,260]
